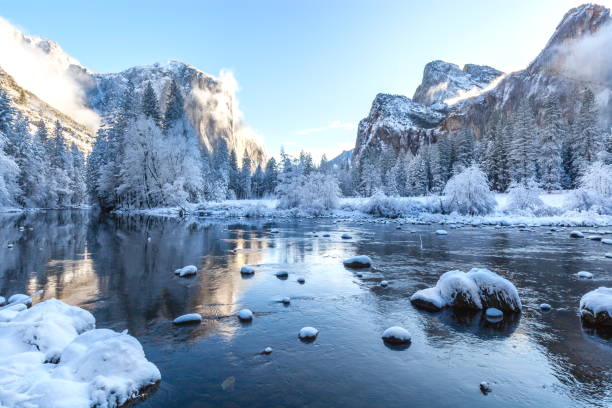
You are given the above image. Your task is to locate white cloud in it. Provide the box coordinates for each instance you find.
[295,120,356,136]
[0,17,100,130]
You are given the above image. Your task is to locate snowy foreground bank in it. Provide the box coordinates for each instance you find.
[0,298,160,408]
[118,192,612,227]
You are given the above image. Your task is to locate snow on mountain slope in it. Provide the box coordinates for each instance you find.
[329,149,353,169]
[0,17,265,164]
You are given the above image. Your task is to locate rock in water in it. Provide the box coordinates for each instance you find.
[275,270,289,279]
[262,347,273,355]
[281,297,291,305]
[174,265,197,277]
[539,303,552,311]
[380,280,389,287]
[381,326,412,345]
[602,239,612,245]
[341,233,352,239]
[173,313,202,325]
[485,308,503,318]
[237,309,254,321]
[297,277,306,284]
[569,231,584,238]
[240,266,255,275]
[480,381,492,394]
[435,230,448,235]
[343,255,372,268]
[579,287,612,327]
[575,271,593,279]
[298,326,319,340]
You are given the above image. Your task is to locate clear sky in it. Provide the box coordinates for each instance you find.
[0,0,593,161]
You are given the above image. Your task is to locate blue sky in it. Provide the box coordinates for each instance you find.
[0,0,590,160]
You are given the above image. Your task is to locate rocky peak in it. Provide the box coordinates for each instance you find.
[412,60,503,106]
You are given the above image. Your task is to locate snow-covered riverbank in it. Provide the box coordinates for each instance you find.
[113,192,612,227]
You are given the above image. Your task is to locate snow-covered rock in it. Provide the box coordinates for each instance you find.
[173,313,202,325]
[540,303,552,311]
[8,294,32,306]
[174,265,197,277]
[480,381,492,394]
[240,266,255,275]
[570,231,585,238]
[262,347,273,355]
[485,308,503,318]
[380,280,389,287]
[0,296,5,306]
[281,297,291,305]
[297,277,306,284]
[579,287,612,327]
[298,326,319,340]
[602,239,612,245]
[343,255,372,268]
[435,229,448,235]
[381,326,412,345]
[341,233,352,239]
[275,270,289,278]
[575,271,593,279]
[410,268,522,312]
[605,253,612,259]
[0,299,160,408]
[237,309,253,321]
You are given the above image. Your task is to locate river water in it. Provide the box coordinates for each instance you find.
[0,211,610,407]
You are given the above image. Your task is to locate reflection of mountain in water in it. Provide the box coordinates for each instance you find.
[0,211,271,341]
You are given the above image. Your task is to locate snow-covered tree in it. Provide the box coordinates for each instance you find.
[141,82,161,126]
[567,161,612,214]
[483,119,511,192]
[163,80,185,131]
[443,164,496,215]
[509,102,537,184]
[506,179,544,213]
[538,97,564,191]
[263,157,278,196]
[276,172,340,213]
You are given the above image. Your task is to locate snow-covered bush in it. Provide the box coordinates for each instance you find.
[506,179,544,213]
[360,190,425,218]
[566,161,612,214]
[442,164,496,215]
[276,172,340,215]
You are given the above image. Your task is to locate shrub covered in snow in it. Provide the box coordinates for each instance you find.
[442,165,496,215]
[276,172,340,215]
[506,179,545,214]
[566,161,612,214]
[410,268,522,313]
[360,190,425,218]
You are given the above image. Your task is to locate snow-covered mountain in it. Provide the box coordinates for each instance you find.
[328,149,353,169]
[0,18,265,164]
[353,3,612,167]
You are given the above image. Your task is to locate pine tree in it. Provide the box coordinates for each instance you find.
[569,88,603,184]
[228,149,240,198]
[141,82,161,125]
[163,80,185,130]
[484,119,511,192]
[538,97,564,191]
[510,102,537,184]
[239,153,252,199]
[263,157,279,195]
[0,89,15,136]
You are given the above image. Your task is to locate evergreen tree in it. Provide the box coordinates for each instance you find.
[510,102,537,184]
[141,82,161,125]
[538,97,564,191]
[569,88,603,184]
[163,80,185,130]
[263,157,279,195]
[228,149,240,198]
[239,153,252,199]
[0,89,15,136]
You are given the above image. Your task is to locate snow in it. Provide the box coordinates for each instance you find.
[262,347,272,355]
[381,326,412,344]
[0,298,160,408]
[173,313,202,325]
[602,239,612,245]
[7,294,32,306]
[579,287,612,326]
[411,268,521,312]
[575,271,593,279]
[281,297,291,304]
[605,253,612,258]
[298,326,319,340]
[570,230,585,238]
[380,280,389,287]
[343,255,372,268]
[485,308,503,318]
[341,233,352,239]
[237,309,253,321]
[435,229,448,235]
[0,296,5,306]
[240,266,255,274]
[174,265,197,277]
[297,277,306,284]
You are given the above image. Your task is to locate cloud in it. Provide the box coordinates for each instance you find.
[295,120,356,136]
[0,17,100,129]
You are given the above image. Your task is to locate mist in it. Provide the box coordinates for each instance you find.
[0,17,100,130]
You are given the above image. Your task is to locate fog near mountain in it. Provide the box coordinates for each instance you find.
[0,18,100,130]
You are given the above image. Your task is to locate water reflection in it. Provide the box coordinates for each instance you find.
[0,212,609,407]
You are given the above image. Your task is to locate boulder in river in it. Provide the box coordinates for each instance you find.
[579,287,612,327]
[343,255,372,268]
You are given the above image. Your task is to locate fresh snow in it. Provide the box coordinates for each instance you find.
[298,326,319,340]
[237,309,253,321]
[380,280,389,287]
[343,255,372,268]
[381,326,412,344]
[174,265,197,277]
[570,230,585,238]
[575,271,593,279]
[7,294,31,306]
[173,313,202,325]
[579,287,612,326]
[435,229,448,235]
[0,298,160,408]
[603,239,612,245]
